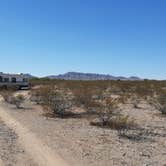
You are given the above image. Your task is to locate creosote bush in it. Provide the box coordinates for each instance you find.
[34,86,74,118]
[97,97,119,126]
[10,94,25,109]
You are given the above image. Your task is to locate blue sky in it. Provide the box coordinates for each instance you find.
[0,0,165,79]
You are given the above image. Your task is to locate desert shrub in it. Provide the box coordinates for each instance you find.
[35,86,74,118]
[90,97,122,127]
[116,115,137,137]
[91,113,136,130]
[0,85,20,91]
[130,95,142,109]
[134,84,154,98]
[47,91,74,117]
[99,98,119,126]
[0,90,15,103]
[10,94,25,109]
[0,91,11,103]
[115,115,135,129]
[30,86,47,104]
[90,94,137,133]
[72,88,93,107]
[149,93,166,114]
[71,85,103,114]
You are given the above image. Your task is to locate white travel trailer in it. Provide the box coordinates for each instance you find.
[0,72,30,89]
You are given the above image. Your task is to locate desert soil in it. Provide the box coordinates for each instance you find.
[0,91,166,166]
[0,118,37,166]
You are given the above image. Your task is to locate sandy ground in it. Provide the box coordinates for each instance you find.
[0,91,166,166]
[0,93,69,166]
[0,118,37,166]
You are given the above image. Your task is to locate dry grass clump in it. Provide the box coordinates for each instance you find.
[91,114,136,131]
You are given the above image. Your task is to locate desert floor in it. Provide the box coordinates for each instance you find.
[0,91,166,166]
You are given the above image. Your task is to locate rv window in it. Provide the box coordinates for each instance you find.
[11,77,16,83]
[0,76,2,82]
[23,78,28,82]
[4,78,9,82]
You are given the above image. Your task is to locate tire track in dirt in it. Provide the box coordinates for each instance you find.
[0,106,69,166]
[0,118,37,166]
[0,118,18,165]
[0,159,3,166]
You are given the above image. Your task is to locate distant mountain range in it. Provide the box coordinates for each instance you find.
[45,72,141,81]
[23,73,37,78]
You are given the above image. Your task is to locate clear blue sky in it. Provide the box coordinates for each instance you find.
[0,0,165,79]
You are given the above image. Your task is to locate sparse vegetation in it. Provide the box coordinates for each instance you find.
[30,79,166,119]
[0,78,166,165]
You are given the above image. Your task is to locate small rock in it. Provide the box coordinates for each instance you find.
[122,152,126,156]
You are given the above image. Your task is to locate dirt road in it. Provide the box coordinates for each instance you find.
[0,105,68,166]
[0,118,38,166]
